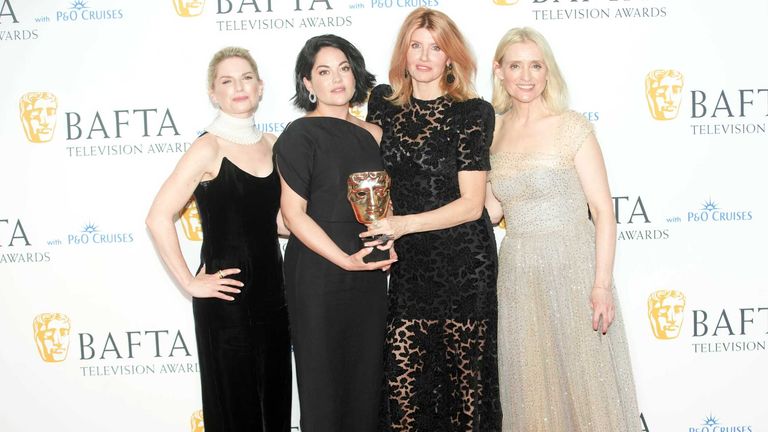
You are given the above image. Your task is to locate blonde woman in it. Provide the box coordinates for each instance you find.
[146,47,291,431]
[485,28,640,431]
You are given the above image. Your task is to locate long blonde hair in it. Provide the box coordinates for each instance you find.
[388,8,477,106]
[491,27,568,114]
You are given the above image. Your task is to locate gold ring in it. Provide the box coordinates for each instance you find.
[217,270,224,279]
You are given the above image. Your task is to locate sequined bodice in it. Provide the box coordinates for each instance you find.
[489,111,593,237]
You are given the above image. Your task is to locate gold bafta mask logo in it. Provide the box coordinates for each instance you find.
[347,171,391,224]
[349,105,367,121]
[190,409,204,432]
[174,0,205,17]
[19,92,58,143]
[180,198,203,241]
[647,290,686,340]
[493,0,519,4]
[33,313,71,362]
[645,69,684,120]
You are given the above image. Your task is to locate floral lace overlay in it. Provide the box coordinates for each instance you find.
[368,85,501,431]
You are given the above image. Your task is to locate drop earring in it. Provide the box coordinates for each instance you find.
[309,91,317,103]
[446,63,455,85]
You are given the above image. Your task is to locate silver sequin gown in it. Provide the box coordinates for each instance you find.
[488,111,640,431]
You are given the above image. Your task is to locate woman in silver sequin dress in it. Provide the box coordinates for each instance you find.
[485,28,641,431]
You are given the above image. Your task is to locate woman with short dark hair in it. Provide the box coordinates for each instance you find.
[274,34,395,432]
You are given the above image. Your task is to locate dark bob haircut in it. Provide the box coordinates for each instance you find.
[292,34,376,111]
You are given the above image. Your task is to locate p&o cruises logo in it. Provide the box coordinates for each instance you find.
[689,413,753,432]
[53,0,124,23]
[44,222,135,247]
[645,69,767,136]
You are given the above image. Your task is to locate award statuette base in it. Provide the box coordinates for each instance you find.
[362,234,391,263]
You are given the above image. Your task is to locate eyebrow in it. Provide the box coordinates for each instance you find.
[314,60,350,69]
[217,72,255,79]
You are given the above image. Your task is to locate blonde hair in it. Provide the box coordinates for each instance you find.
[207,46,260,90]
[388,8,477,106]
[491,27,568,114]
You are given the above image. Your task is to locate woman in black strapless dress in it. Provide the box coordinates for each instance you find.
[275,35,395,432]
[146,47,291,432]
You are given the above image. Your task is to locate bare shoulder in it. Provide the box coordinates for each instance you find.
[180,133,222,175]
[263,132,278,148]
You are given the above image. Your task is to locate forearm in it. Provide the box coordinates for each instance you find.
[592,210,616,289]
[283,211,350,268]
[401,195,484,235]
[146,216,195,288]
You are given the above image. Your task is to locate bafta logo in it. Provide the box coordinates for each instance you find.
[349,105,366,121]
[19,92,58,143]
[180,198,203,241]
[647,290,686,340]
[33,313,71,362]
[493,0,519,4]
[190,409,204,432]
[174,0,205,17]
[645,69,684,120]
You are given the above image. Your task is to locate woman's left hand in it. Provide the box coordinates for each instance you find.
[590,286,615,334]
[360,216,407,243]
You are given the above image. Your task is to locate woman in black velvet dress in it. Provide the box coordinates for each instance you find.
[146,47,291,432]
[363,8,501,431]
[275,35,395,432]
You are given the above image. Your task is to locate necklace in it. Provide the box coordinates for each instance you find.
[204,110,263,145]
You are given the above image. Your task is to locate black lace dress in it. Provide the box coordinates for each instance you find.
[367,84,501,431]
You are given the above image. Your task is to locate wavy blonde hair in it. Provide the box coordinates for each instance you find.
[207,46,260,90]
[388,8,477,106]
[491,27,568,115]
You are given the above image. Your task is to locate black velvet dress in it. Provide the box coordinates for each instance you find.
[367,85,501,431]
[192,156,292,432]
[274,117,388,432]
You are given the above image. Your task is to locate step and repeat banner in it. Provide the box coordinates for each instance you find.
[1,0,766,431]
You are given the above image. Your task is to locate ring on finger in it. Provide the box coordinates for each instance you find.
[217,270,224,279]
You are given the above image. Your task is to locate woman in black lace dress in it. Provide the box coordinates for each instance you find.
[364,8,501,431]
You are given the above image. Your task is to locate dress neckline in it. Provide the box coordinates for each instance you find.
[200,157,274,185]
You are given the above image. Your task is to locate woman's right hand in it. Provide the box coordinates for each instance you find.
[340,247,397,272]
[183,265,243,301]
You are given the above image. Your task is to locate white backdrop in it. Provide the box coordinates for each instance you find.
[1,0,767,431]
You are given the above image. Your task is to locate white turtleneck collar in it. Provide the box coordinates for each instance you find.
[204,110,263,145]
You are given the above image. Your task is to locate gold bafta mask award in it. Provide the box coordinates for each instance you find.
[19,92,58,143]
[347,171,391,263]
[174,0,205,17]
[179,199,204,241]
[33,313,71,362]
[645,69,684,121]
[647,290,686,340]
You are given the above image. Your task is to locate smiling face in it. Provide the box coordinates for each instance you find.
[494,40,548,106]
[405,27,449,88]
[209,56,263,118]
[302,46,356,109]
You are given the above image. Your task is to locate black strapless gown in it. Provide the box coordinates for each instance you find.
[192,157,292,432]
